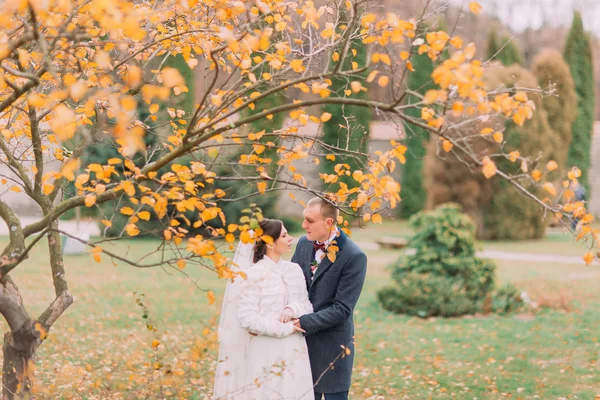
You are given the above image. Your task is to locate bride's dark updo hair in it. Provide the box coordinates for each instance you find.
[253,219,283,264]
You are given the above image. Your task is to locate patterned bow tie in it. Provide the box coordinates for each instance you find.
[313,241,327,252]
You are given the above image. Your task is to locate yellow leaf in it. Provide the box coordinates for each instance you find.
[327,248,337,262]
[120,207,135,216]
[452,102,464,117]
[363,213,371,222]
[70,81,88,102]
[260,235,274,244]
[10,186,21,192]
[508,151,520,162]
[290,59,304,73]
[326,155,336,161]
[121,96,137,112]
[367,70,379,83]
[513,111,525,126]
[176,259,186,270]
[27,93,47,108]
[450,36,463,49]
[442,140,453,152]
[371,214,383,224]
[152,340,160,349]
[543,182,557,196]
[161,67,184,87]
[350,81,362,93]
[121,181,135,197]
[225,233,235,243]
[531,170,542,182]
[75,174,90,189]
[127,66,142,88]
[320,112,332,122]
[227,224,238,233]
[43,184,54,195]
[421,108,434,120]
[61,159,80,181]
[84,195,96,207]
[94,50,111,69]
[257,181,267,194]
[377,76,389,87]
[482,157,497,179]
[240,230,252,244]
[464,43,476,59]
[547,160,558,171]
[108,158,122,165]
[480,127,493,135]
[149,104,159,114]
[399,51,410,60]
[207,291,216,305]
[138,211,151,221]
[423,90,438,104]
[469,2,482,15]
[514,91,528,103]
[584,251,594,266]
[211,94,223,107]
[101,220,112,227]
[568,167,582,180]
[126,224,140,237]
[492,132,503,143]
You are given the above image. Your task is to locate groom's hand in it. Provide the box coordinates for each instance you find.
[292,319,305,333]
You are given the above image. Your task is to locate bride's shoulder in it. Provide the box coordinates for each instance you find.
[244,263,269,279]
[282,260,304,273]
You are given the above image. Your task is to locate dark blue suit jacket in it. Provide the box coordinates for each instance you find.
[291,230,367,393]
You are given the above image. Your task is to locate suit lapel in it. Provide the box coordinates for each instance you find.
[311,230,348,287]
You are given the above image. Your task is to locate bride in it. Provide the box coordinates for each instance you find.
[213,219,315,400]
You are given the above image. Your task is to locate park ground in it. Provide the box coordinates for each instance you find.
[1,221,599,399]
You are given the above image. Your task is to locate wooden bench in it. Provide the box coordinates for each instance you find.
[375,236,409,250]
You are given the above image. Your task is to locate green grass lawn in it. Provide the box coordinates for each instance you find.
[0,223,599,399]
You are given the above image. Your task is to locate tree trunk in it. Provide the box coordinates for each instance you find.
[2,321,40,400]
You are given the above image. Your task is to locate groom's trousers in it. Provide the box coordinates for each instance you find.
[314,391,348,400]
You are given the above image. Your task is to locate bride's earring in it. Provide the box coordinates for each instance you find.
[267,245,274,250]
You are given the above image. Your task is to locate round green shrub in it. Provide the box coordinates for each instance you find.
[378,203,496,318]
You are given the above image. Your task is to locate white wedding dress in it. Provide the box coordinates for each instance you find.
[214,242,314,400]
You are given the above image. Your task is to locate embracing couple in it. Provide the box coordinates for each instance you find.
[213,198,368,400]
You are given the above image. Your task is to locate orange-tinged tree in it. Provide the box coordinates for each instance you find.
[0,0,595,397]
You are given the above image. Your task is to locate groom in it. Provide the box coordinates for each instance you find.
[291,197,367,400]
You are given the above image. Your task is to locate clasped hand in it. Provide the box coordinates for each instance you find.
[248,309,305,336]
[280,307,305,333]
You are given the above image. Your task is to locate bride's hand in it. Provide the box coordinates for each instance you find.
[279,307,294,323]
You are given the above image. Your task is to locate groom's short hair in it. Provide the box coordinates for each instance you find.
[307,197,339,222]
